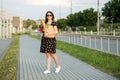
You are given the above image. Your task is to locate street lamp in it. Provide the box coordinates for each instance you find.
[97,0,100,35]
[84,27,86,34]
[70,0,72,14]
[110,17,114,35]
[59,5,61,19]
[100,16,104,35]
[0,0,3,10]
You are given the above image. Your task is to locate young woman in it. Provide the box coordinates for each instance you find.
[40,11,61,74]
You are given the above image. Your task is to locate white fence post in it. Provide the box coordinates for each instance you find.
[73,34,75,44]
[108,38,110,52]
[101,37,103,51]
[95,37,96,49]
[90,37,91,48]
[81,36,82,46]
[85,36,86,47]
[116,39,119,56]
[113,30,115,36]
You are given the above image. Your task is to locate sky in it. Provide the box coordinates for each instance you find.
[1,0,110,20]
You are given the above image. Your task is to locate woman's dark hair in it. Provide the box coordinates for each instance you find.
[45,11,54,24]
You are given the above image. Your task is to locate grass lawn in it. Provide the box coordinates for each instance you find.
[57,41,120,79]
[30,34,120,79]
[0,35,19,80]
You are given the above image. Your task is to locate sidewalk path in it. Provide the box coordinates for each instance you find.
[0,38,13,61]
[17,35,118,80]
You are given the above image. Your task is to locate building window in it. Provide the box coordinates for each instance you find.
[2,20,4,23]
[5,20,7,23]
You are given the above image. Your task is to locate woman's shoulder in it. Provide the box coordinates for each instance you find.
[51,21,57,26]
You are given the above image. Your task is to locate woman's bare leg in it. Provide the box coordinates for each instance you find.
[51,53,60,67]
[46,53,51,70]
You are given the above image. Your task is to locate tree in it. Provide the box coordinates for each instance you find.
[23,19,38,30]
[82,8,97,26]
[66,8,97,31]
[66,14,74,27]
[102,0,120,23]
[57,19,67,30]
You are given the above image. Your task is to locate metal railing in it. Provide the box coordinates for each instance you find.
[56,32,120,56]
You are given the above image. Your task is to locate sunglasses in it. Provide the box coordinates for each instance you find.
[47,14,52,16]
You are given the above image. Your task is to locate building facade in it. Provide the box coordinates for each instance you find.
[0,10,14,38]
[13,16,24,33]
[0,10,26,39]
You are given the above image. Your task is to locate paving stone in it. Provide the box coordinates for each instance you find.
[17,35,118,80]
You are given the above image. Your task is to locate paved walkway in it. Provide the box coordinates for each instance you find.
[17,35,118,80]
[0,38,13,61]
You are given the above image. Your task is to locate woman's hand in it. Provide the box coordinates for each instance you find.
[45,32,50,37]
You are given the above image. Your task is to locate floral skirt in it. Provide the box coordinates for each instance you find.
[40,36,56,53]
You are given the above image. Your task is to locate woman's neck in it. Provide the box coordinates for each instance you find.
[47,20,52,24]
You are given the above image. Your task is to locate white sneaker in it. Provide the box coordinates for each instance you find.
[55,66,61,73]
[44,70,51,74]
